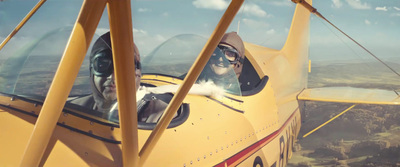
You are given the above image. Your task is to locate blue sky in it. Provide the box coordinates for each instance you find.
[0,0,399,62]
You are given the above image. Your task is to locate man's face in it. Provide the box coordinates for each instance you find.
[94,73,116,102]
[93,67,141,102]
[92,50,142,101]
[210,44,237,76]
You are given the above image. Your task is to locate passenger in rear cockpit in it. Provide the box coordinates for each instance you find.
[199,32,245,92]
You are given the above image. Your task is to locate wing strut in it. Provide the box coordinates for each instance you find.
[303,104,356,138]
[19,0,111,166]
[0,0,47,51]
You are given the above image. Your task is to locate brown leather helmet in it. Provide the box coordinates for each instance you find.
[90,31,140,77]
[219,32,245,78]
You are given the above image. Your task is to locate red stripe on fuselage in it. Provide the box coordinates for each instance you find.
[214,108,299,167]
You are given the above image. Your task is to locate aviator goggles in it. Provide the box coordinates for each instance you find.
[91,49,141,77]
[211,45,243,65]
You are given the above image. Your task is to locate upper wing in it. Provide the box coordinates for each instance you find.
[298,87,400,105]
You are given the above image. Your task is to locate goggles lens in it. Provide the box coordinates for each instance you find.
[92,50,113,77]
[91,49,141,77]
[211,45,241,64]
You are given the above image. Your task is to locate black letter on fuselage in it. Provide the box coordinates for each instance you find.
[279,136,285,167]
[253,156,263,167]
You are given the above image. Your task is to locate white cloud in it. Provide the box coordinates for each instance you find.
[242,3,269,17]
[266,29,276,35]
[332,0,343,8]
[284,28,289,33]
[241,18,270,29]
[345,0,371,10]
[394,7,400,11]
[154,34,166,42]
[132,30,166,56]
[270,0,292,7]
[133,28,148,35]
[192,0,268,18]
[364,19,371,25]
[192,0,229,10]
[161,12,169,17]
[390,13,400,17]
[95,28,110,37]
[138,8,151,12]
[375,6,388,12]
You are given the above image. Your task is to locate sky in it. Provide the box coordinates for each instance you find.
[0,0,399,62]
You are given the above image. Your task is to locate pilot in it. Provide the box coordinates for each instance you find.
[69,31,142,114]
[199,32,245,91]
[70,31,173,123]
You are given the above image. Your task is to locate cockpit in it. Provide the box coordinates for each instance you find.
[0,28,255,128]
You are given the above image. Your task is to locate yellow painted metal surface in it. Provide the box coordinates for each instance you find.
[0,100,121,166]
[107,0,139,166]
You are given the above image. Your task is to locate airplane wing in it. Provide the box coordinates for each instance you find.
[297,87,400,105]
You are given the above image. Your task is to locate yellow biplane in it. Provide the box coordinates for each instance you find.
[0,0,399,166]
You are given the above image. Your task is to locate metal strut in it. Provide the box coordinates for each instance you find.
[292,0,400,82]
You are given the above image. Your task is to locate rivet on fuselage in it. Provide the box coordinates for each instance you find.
[63,113,68,117]
[90,121,94,125]
[183,163,186,167]
[10,97,15,101]
[197,157,200,161]
[34,103,38,107]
